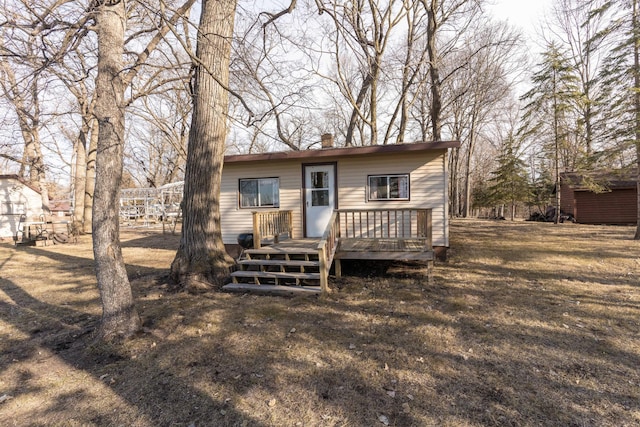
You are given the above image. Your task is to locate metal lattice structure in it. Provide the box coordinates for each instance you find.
[119,181,183,231]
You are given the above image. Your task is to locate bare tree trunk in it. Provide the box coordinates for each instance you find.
[425,0,442,141]
[170,0,237,291]
[32,133,50,213]
[72,116,90,231]
[463,114,477,218]
[84,118,98,234]
[345,74,373,146]
[0,58,50,212]
[370,68,378,145]
[554,90,562,225]
[631,0,640,240]
[634,0,640,239]
[449,146,460,217]
[92,0,140,340]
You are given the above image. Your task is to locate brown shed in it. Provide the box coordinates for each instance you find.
[560,170,638,225]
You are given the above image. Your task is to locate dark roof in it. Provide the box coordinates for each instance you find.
[224,141,460,164]
[561,170,638,191]
[49,200,71,212]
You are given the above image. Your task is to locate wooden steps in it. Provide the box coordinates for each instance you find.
[222,284,321,296]
[223,245,322,294]
[237,259,318,269]
[231,270,320,284]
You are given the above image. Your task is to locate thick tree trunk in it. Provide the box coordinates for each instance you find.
[170,0,236,291]
[633,0,640,239]
[92,0,140,340]
[345,74,373,147]
[370,76,378,145]
[425,0,442,141]
[3,65,50,212]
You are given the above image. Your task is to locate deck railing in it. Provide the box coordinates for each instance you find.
[316,211,340,294]
[252,210,293,249]
[248,208,432,295]
[337,208,432,247]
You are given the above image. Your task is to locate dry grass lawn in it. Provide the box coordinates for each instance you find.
[0,219,638,426]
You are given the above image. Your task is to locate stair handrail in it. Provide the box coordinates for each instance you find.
[252,210,293,249]
[316,210,340,294]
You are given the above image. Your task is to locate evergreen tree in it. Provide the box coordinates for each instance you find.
[528,168,556,219]
[520,42,581,224]
[471,181,494,216]
[487,135,531,220]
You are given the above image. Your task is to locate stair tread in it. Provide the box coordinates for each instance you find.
[222,283,321,295]
[237,259,319,267]
[231,270,320,279]
[244,247,318,255]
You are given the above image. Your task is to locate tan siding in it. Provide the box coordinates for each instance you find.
[335,152,447,246]
[220,161,303,244]
[220,149,449,247]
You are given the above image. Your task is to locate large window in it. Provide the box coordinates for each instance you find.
[368,174,410,201]
[239,178,279,208]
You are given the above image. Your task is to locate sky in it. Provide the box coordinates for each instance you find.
[486,0,554,39]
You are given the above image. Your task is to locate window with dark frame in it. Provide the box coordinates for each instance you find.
[368,174,409,201]
[239,178,279,208]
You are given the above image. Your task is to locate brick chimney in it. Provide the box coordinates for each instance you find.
[321,133,334,148]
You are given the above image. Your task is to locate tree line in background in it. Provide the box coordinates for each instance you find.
[0,0,638,339]
[474,0,639,234]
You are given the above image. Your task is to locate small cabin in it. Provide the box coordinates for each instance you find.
[221,140,458,258]
[218,140,459,295]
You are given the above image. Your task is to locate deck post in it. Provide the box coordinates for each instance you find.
[335,258,342,278]
[288,210,293,239]
[318,245,330,294]
[252,211,261,249]
[426,209,432,248]
[426,260,434,286]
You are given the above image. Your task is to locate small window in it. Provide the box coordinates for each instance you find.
[310,171,330,206]
[1,203,25,215]
[239,178,279,208]
[368,174,409,201]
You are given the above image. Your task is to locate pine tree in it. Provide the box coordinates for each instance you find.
[487,135,531,220]
[520,42,581,224]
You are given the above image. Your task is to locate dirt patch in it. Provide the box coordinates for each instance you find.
[0,220,638,426]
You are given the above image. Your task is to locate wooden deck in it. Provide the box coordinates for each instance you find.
[254,237,433,261]
[224,208,435,295]
[337,238,433,261]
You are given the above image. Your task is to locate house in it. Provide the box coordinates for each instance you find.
[49,200,72,218]
[0,175,45,240]
[560,170,638,225]
[219,138,460,294]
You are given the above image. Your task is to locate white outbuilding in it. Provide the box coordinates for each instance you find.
[0,175,45,240]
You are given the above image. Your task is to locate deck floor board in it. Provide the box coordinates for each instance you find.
[256,237,433,261]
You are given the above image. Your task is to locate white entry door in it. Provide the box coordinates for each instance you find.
[304,164,336,237]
